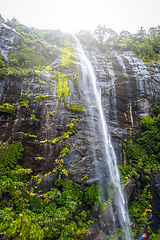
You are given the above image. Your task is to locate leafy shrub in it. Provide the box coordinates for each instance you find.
[0,59,7,78]
[60,143,70,157]
[118,98,160,237]
[0,103,15,115]
[0,141,24,171]
[30,114,36,120]
[19,93,30,107]
[84,184,103,211]
[129,184,152,235]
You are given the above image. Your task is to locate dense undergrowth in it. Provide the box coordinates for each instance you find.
[0,117,110,239]
[77,25,160,61]
[119,96,160,239]
[0,16,66,80]
[105,28,160,61]
[0,139,104,240]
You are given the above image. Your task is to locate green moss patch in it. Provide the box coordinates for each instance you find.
[69,104,85,111]
[0,103,15,115]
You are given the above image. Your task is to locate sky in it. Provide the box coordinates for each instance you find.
[1,0,160,35]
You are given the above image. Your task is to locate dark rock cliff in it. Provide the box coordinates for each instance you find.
[1,23,160,239]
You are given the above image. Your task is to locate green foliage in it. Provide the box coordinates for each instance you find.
[51,137,60,145]
[118,98,160,237]
[149,229,160,239]
[69,104,85,111]
[19,93,30,107]
[34,94,49,102]
[94,24,117,50]
[35,157,44,161]
[84,184,103,211]
[0,141,23,171]
[129,184,152,236]
[9,29,57,68]
[0,140,99,239]
[30,114,36,120]
[119,105,160,184]
[49,112,53,117]
[60,143,70,157]
[57,178,83,211]
[41,29,66,47]
[52,159,69,177]
[0,103,15,115]
[56,72,70,104]
[7,67,36,80]
[106,27,160,61]
[58,221,87,240]
[0,141,31,207]
[55,41,77,105]
[60,41,76,70]
[139,98,145,102]
[118,164,133,184]
[9,46,46,67]
[23,132,37,138]
[107,228,126,240]
[154,96,160,116]
[41,118,80,145]
[1,18,62,81]
[0,54,7,78]
[0,208,44,240]
[0,138,111,240]
[76,30,98,49]
[100,183,115,211]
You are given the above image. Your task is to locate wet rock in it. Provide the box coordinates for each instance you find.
[123,178,137,206]
[0,23,18,61]
[149,172,160,233]
[1,32,160,238]
[28,172,58,192]
[113,45,121,50]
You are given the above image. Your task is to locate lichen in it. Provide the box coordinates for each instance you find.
[34,94,49,102]
[68,104,85,111]
[60,42,76,70]
[55,41,78,105]
[56,72,70,104]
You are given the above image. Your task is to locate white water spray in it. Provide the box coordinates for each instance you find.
[73,37,131,239]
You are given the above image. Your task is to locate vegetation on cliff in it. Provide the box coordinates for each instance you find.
[119,97,160,238]
[0,17,66,80]
[1,16,160,239]
[0,114,108,239]
[0,17,160,82]
[0,137,107,239]
[77,24,160,61]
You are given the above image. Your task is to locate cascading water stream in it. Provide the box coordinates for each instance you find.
[73,36,132,239]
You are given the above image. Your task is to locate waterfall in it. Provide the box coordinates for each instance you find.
[73,36,132,239]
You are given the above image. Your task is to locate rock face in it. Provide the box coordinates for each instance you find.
[149,172,160,232]
[1,26,160,238]
[0,23,18,61]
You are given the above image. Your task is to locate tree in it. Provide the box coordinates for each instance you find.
[120,30,131,39]
[94,24,117,49]
[105,28,117,40]
[93,24,107,45]
[137,26,146,38]
[76,30,93,45]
